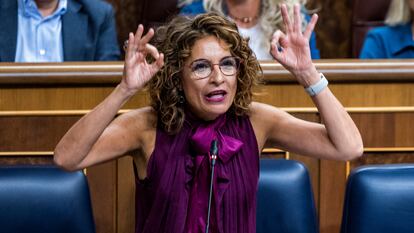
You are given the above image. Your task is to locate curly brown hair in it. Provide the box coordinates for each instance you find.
[148,12,262,134]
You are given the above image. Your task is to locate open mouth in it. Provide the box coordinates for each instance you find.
[205,90,227,102]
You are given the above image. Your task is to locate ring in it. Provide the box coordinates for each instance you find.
[123,40,129,52]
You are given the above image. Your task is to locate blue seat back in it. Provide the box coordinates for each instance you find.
[0,166,95,233]
[257,159,319,233]
[341,164,414,233]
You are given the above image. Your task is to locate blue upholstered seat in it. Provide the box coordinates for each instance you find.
[341,164,414,233]
[257,159,319,233]
[0,166,95,233]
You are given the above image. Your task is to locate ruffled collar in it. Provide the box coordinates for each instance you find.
[184,109,244,232]
[184,109,243,163]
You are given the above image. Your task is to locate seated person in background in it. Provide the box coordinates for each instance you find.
[179,0,320,60]
[54,4,362,233]
[360,0,414,58]
[0,0,120,62]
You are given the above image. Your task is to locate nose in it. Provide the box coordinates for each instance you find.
[209,64,225,84]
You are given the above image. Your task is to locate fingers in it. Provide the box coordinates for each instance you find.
[271,30,285,49]
[132,25,144,52]
[153,53,165,70]
[293,4,301,33]
[145,44,159,59]
[146,44,164,70]
[125,25,155,57]
[281,3,317,40]
[303,14,318,40]
[145,43,164,68]
[270,30,287,60]
[125,32,135,61]
[125,25,143,60]
[124,24,164,70]
[280,4,292,33]
[138,28,155,52]
[134,24,144,41]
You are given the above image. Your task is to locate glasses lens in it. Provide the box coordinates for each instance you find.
[191,60,211,78]
[219,57,239,76]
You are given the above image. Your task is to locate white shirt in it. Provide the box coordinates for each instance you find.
[238,24,273,60]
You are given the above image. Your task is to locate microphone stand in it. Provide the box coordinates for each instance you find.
[205,140,218,233]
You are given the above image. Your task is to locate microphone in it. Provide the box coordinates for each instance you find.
[205,139,218,233]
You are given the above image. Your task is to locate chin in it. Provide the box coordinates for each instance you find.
[203,105,231,120]
[189,97,233,120]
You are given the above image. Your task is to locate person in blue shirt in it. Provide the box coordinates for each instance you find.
[0,0,120,62]
[179,0,320,60]
[359,0,414,59]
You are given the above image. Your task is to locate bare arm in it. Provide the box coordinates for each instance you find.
[252,95,362,161]
[54,25,164,171]
[53,88,150,171]
[253,4,363,160]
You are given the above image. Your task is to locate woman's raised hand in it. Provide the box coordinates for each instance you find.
[121,25,164,95]
[270,4,319,86]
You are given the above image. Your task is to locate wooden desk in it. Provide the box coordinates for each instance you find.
[1,60,414,233]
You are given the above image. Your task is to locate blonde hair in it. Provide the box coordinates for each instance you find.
[178,0,195,7]
[385,0,412,25]
[202,0,308,52]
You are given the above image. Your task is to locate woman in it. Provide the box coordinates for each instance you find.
[360,0,414,58]
[54,4,362,233]
[179,0,320,60]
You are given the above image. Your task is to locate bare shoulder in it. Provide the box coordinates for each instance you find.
[107,106,157,153]
[116,106,157,132]
[118,108,158,179]
[248,102,293,150]
[248,102,288,125]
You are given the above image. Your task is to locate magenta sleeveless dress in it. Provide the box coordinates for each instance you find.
[134,112,259,233]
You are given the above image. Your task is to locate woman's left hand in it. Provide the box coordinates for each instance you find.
[270,4,319,87]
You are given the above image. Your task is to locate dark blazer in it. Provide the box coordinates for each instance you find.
[0,0,120,62]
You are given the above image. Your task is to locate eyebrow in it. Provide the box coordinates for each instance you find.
[190,56,233,63]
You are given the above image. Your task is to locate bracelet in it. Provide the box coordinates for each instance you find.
[305,73,328,96]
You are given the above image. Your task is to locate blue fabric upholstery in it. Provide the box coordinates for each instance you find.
[341,164,414,233]
[257,159,319,233]
[0,166,95,233]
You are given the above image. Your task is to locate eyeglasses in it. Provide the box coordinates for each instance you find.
[188,56,241,79]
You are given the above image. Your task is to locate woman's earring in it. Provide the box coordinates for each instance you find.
[178,93,185,104]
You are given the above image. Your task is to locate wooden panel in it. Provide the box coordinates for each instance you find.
[3,60,414,84]
[255,83,414,108]
[0,115,78,151]
[88,162,118,233]
[351,112,414,147]
[319,160,347,233]
[351,152,414,169]
[0,87,148,111]
[307,0,352,58]
[0,156,53,165]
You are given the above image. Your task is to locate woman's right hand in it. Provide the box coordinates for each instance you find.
[120,25,164,96]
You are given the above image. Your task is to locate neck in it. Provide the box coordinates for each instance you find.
[35,0,59,17]
[225,0,261,28]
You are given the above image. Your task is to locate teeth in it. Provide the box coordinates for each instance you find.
[209,94,224,99]
[208,91,225,97]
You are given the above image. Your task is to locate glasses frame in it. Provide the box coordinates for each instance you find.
[187,56,242,79]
